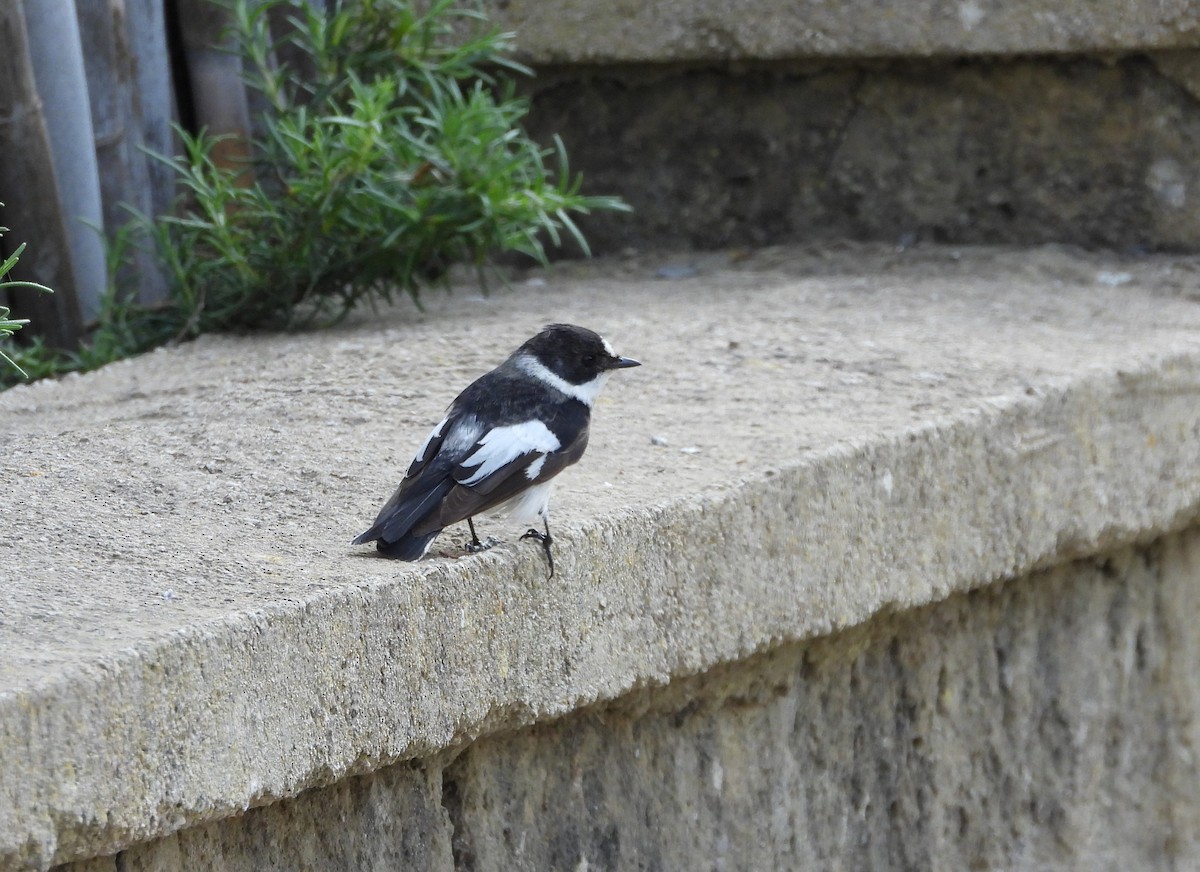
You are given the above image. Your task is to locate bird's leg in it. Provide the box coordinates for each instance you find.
[465,517,495,553]
[520,517,554,578]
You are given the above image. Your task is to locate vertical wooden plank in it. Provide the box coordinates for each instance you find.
[22,0,109,325]
[0,0,84,348]
[77,0,170,304]
[125,0,178,222]
[175,0,255,181]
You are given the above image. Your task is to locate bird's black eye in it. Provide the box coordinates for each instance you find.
[582,354,596,366]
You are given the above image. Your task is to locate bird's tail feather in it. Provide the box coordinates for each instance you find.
[352,476,455,559]
[375,530,440,561]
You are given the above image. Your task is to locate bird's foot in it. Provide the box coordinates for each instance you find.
[520,524,555,579]
[464,518,498,554]
[466,535,500,554]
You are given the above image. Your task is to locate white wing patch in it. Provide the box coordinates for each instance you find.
[515,355,611,408]
[459,420,561,486]
[524,454,548,480]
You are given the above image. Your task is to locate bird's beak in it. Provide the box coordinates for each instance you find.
[613,356,641,369]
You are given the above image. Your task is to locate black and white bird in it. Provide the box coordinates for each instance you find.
[352,323,640,575]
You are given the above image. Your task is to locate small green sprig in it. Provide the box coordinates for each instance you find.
[0,228,53,378]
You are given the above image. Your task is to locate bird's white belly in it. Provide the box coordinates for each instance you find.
[488,481,553,524]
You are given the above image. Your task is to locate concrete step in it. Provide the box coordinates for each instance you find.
[520,53,1200,254]
[484,0,1200,63]
[486,7,1200,253]
[3,243,1200,869]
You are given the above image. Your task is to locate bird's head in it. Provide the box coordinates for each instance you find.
[516,323,640,406]
[524,323,639,381]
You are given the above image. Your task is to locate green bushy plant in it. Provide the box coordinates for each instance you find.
[3,0,626,390]
[143,0,627,336]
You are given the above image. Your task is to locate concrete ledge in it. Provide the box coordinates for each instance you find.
[483,0,1200,63]
[60,530,1200,869]
[4,244,1200,868]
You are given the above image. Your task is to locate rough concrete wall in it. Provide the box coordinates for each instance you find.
[64,527,1200,871]
[63,764,456,872]
[525,53,1200,253]
[482,0,1200,63]
[446,532,1200,871]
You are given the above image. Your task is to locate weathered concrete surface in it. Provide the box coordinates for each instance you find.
[63,763,455,872]
[445,531,1200,871]
[524,54,1200,254]
[482,0,1200,63]
[64,529,1200,870]
[3,244,1200,867]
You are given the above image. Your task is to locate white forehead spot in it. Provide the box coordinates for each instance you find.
[601,336,616,358]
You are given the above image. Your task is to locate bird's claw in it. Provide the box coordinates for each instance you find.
[520,526,555,579]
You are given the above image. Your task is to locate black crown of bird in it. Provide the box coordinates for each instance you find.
[353,323,640,576]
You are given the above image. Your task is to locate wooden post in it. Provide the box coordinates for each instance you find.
[0,0,84,348]
[126,0,178,223]
[77,0,170,305]
[175,0,254,184]
[22,0,110,326]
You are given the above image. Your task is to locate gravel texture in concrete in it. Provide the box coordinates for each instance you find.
[4,243,1200,868]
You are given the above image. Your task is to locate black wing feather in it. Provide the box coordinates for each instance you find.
[353,473,456,545]
[351,410,464,547]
